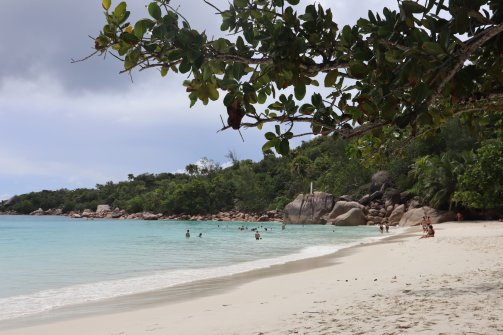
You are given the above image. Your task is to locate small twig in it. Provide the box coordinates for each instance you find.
[219,114,226,128]
[238,129,245,142]
[203,0,223,14]
[70,49,101,64]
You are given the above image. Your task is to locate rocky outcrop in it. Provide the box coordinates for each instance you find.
[358,194,371,205]
[388,204,405,226]
[399,207,455,226]
[96,204,111,213]
[30,208,45,215]
[383,188,401,206]
[325,201,365,223]
[331,208,366,226]
[65,208,283,222]
[283,192,335,224]
[142,212,161,220]
[370,171,391,192]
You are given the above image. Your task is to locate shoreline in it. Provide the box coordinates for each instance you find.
[2,221,502,334]
[0,225,405,330]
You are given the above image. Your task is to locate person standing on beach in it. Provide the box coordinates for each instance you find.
[185,229,190,238]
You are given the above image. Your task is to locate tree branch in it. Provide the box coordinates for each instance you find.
[433,23,503,97]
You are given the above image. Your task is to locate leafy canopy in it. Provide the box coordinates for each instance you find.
[91,0,503,154]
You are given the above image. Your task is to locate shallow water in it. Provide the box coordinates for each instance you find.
[0,215,390,321]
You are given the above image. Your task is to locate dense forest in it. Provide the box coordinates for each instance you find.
[1,116,501,216]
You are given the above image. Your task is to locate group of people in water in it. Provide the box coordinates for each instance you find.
[185,230,203,238]
[185,224,284,240]
[378,220,390,233]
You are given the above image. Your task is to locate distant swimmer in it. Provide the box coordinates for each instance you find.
[282,224,286,230]
[255,231,261,240]
[198,233,202,238]
[185,229,190,238]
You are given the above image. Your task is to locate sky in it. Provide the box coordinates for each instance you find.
[0,0,396,200]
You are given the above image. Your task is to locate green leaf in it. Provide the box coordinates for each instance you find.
[324,70,338,87]
[148,2,162,20]
[208,85,219,101]
[102,0,111,11]
[385,50,402,63]
[348,62,369,79]
[294,82,306,100]
[277,139,290,155]
[265,132,276,141]
[340,25,354,46]
[257,91,267,104]
[262,140,276,153]
[401,1,426,14]
[179,58,191,73]
[113,2,127,20]
[299,103,315,115]
[411,82,431,105]
[422,42,445,55]
[134,19,154,39]
[233,0,247,8]
[121,32,139,45]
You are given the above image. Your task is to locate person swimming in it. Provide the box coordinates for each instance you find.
[255,231,261,240]
[185,229,190,238]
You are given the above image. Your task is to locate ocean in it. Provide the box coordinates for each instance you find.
[0,215,395,322]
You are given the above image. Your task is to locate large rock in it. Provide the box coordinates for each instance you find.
[142,212,160,220]
[358,194,371,205]
[370,171,391,192]
[408,196,422,209]
[96,204,111,213]
[338,195,352,202]
[388,204,405,226]
[399,207,455,226]
[383,188,401,205]
[369,191,383,202]
[325,201,365,223]
[283,192,335,224]
[30,208,45,216]
[331,208,366,226]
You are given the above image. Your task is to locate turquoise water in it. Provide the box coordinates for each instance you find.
[0,215,391,321]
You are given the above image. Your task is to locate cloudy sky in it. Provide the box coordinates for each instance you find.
[0,0,396,200]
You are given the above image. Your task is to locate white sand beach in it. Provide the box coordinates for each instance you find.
[2,221,503,335]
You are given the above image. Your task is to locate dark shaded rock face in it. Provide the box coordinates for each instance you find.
[383,188,401,205]
[283,192,335,224]
[369,191,383,202]
[370,170,391,192]
[359,194,371,205]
